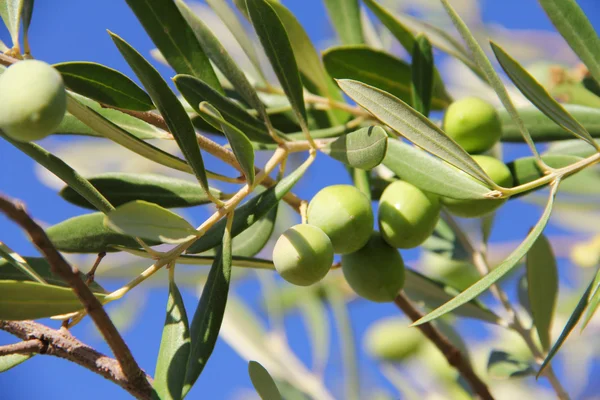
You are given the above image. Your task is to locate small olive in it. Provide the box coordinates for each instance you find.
[307,185,373,254]
[364,318,424,362]
[379,180,441,248]
[272,224,334,286]
[442,155,513,218]
[341,232,405,302]
[0,60,66,142]
[443,97,502,154]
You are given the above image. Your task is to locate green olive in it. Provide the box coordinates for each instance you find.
[0,60,66,142]
[307,185,373,254]
[341,232,405,302]
[442,155,513,218]
[272,224,334,286]
[364,318,424,362]
[378,180,441,248]
[443,97,502,154]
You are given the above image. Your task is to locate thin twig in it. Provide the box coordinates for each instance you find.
[394,293,494,400]
[0,320,152,400]
[0,339,45,356]
[0,195,151,395]
[86,251,106,285]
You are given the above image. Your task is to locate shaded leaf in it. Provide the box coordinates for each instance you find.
[491,42,596,148]
[411,34,434,117]
[581,268,600,330]
[249,361,282,400]
[507,155,581,187]
[0,242,45,284]
[487,350,534,380]
[105,201,200,244]
[153,268,191,400]
[322,0,363,45]
[414,181,559,326]
[110,33,212,195]
[0,354,32,373]
[124,0,222,92]
[60,173,225,210]
[46,212,160,253]
[20,0,32,50]
[54,62,154,111]
[321,126,387,170]
[324,46,450,110]
[526,234,558,351]
[382,139,491,200]
[231,205,277,257]
[338,79,491,185]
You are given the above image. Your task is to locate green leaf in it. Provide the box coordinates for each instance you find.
[487,350,534,380]
[20,0,32,50]
[246,0,309,133]
[1,133,113,213]
[413,181,559,326]
[338,79,492,185]
[324,46,450,110]
[382,139,491,200]
[110,32,212,194]
[54,62,154,111]
[320,126,388,170]
[186,154,311,254]
[491,42,597,148]
[0,280,106,320]
[153,268,191,400]
[174,74,274,143]
[0,242,46,284]
[411,35,434,117]
[322,0,363,45]
[0,0,24,46]
[199,102,256,184]
[538,0,600,86]
[538,268,600,377]
[439,0,540,158]
[60,173,224,210]
[46,212,160,253]
[105,201,200,244]
[248,361,282,400]
[362,0,413,52]
[124,0,222,92]
[580,268,600,330]
[183,216,233,396]
[231,205,278,257]
[500,104,600,142]
[0,354,32,373]
[545,138,600,158]
[526,234,558,351]
[205,0,266,83]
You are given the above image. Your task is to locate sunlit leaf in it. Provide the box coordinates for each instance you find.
[0,0,24,46]
[0,354,33,373]
[54,62,154,111]
[322,0,363,45]
[248,361,282,400]
[411,34,434,116]
[487,350,534,379]
[0,242,45,284]
[580,268,600,330]
[321,126,387,170]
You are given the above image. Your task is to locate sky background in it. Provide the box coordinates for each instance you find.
[1,0,600,399]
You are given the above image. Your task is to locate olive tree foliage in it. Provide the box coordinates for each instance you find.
[1,0,600,398]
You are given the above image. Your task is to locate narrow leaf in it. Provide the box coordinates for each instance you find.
[413,181,559,325]
[526,234,559,351]
[0,0,24,46]
[411,34,434,117]
[183,213,233,396]
[0,242,46,284]
[491,42,597,148]
[60,173,224,210]
[323,0,364,45]
[538,0,600,85]
[0,354,32,372]
[338,79,492,186]
[362,0,414,51]
[20,0,32,52]
[153,267,191,400]
[105,201,200,244]
[110,32,212,194]
[249,361,282,400]
[321,126,388,170]
[581,268,600,330]
[124,0,222,92]
[231,205,277,257]
[487,350,535,380]
[54,62,154,111]
[383,139,491,200]
[199,102,256,184]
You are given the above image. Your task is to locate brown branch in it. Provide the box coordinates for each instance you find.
[0,339,45,356]
[0,320,152,400]
[0,195,152,395]
[394,292,495,400]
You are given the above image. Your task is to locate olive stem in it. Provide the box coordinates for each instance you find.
[393,292,495,400]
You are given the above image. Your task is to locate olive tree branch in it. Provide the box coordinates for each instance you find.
[0,195,152,395]
[0,320,152,400]
[393,292,495,400]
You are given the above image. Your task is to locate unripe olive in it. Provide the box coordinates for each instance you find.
[0,60,66,142]
[341,232,405,302]
[442,155,513,218]
[443,97,502,154]
[272,224,334,286]
[378,180,441,248]
[364,318,424,362]
[307,185,373,254]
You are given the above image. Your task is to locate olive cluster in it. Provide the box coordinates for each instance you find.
[273,97,512,303]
